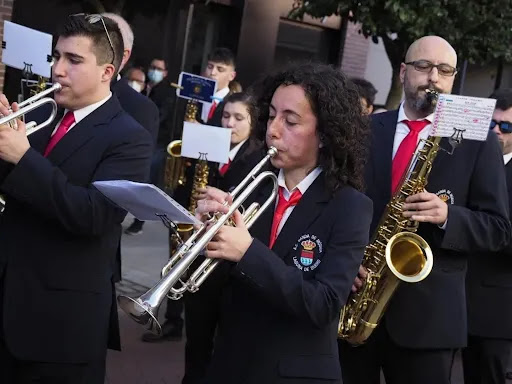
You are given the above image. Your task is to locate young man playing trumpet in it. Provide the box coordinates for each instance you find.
[0,14,152,383]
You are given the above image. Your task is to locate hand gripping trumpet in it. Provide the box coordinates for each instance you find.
[0,82,62,135]
[118,147,279,335]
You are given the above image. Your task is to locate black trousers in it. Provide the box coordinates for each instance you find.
[182,257,229,384]
[462,334,512,384]
[338,321,456,384]
[0,269,106,384]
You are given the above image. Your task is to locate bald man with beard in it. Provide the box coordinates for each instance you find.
[338,36,511,384]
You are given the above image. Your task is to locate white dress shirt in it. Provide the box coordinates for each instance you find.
[504,153,512,165]
[51,92,113,136]
[219,138,248,169]
[275,167,322,236]
[393,102,435,159]
[201,87,230,123]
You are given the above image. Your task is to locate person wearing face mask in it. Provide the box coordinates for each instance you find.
[126,67,146,93]
[179,91,265,384]
[338,36,511,384]
[125,57,175,235]
[461,88,512,384]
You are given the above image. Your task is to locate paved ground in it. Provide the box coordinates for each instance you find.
[106,216,185,384]
[105,215,484,384]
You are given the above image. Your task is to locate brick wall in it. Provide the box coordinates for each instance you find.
[0,0,13,93]
[340,22,370,78]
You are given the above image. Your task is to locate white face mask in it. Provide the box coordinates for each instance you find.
[128,80,143,93]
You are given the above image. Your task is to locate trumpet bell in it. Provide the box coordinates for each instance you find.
[117,295,162,336]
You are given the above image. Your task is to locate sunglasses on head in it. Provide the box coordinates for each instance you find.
[70,13,115,65]
[490,120,512,134]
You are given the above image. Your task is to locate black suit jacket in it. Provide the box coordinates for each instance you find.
[466,160,512,340]
[205,174,373,383]
[112,77,159,148]
[365,110,511,349]
[0,95,152,363]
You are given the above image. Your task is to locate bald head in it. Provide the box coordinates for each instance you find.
[405,36,457,67]
[400,36,458,119]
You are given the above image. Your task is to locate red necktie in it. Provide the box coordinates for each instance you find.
[219,159,231,176]
[44,111,75,157]
[269,187,302,249]
[391,119,430,194]
[208,101,218,120]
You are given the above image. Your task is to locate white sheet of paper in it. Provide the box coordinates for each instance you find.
[181,122,231,163]
[93,180,201,225]
[431,94,496,142]
[2,21,53,78]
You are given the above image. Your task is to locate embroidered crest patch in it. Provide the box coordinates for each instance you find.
[292,234,323,272]
[436,189,455,204]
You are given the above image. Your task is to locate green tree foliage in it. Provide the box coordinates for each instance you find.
[290,0,512,108]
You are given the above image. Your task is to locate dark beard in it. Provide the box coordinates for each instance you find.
[405,84,441,115]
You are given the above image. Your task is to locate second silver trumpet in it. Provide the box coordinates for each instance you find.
[118,147,279,335]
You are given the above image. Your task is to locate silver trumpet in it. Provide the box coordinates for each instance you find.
[0,83,62,135]
[118,147,279,335]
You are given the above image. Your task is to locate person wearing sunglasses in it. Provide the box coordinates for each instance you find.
[462,88,512,384]
[0,14,152,384]
[338,36,510,384]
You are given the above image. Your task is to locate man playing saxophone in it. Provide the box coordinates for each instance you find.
[338,36,510,384]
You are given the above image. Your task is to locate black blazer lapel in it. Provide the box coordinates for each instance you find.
[271,174,330,259]
[46,96,123,166]
[370,110,398,199]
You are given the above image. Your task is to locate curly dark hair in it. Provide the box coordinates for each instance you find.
[222,91,259,131]
[250,62,370,193]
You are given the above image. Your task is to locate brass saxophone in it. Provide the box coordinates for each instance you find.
[165,100,210,254]
[338,90,441,345]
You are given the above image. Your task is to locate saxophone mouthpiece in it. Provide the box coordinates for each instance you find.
[425,89,439,104]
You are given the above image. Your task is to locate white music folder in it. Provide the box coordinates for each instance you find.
[93,180,201,225]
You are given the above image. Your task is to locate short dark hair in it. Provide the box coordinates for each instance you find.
[490,88,512,111]
[222,91,259,131]
[208,47,236,68]
[351,78,377,107]
[251,63,370,193]
[58,14,124,76]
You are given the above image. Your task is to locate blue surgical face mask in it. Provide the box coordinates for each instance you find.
[147,69,164,83]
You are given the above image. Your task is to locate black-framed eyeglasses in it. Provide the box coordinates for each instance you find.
[71,13,115,65]
[490,119,512,134]
[405,60,458,77]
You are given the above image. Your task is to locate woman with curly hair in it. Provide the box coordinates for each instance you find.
[194,62,373,384]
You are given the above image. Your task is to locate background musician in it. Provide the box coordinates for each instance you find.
[142,48,238,343]
[181,91,264,384]
[0,14,152,383]
[462,88,512,384]
[195,62,372,383]
[338,35,511,384]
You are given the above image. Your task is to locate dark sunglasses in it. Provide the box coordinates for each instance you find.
[490,120,512,134]
[71,13,115,65]
[405,60,458,77]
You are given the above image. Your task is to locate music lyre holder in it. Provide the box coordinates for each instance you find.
[447,128,465,154]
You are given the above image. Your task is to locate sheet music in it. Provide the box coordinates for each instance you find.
[93,180,201,225]
[2,21,53,78]
[431,94,496,142]
[181,122,231,163]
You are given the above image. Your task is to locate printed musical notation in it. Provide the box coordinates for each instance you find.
[431,94,496,142]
